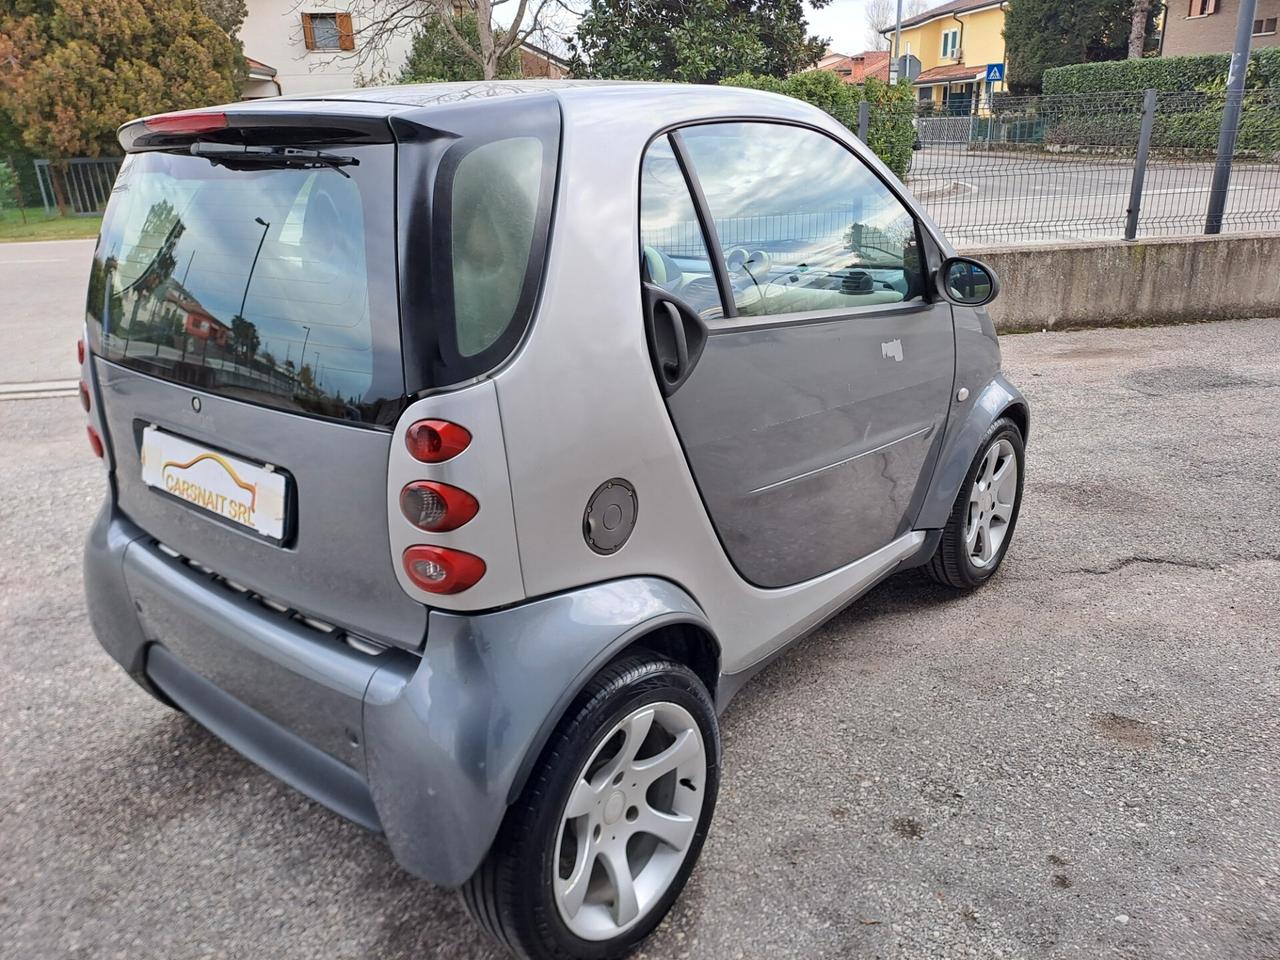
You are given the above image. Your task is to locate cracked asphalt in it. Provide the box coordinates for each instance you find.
[2,316,1278,959]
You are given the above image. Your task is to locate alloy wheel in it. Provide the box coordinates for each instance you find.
[552,701,707,941]
[965,437,1018,568]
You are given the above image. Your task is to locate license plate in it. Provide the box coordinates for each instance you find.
[140,426,289,540]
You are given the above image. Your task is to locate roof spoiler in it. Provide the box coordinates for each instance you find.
[118,107,396,153]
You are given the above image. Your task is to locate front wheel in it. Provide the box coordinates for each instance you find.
[926,416,1025,588]
[463,654,720,960]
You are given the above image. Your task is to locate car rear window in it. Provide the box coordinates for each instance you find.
[86,144,401,424]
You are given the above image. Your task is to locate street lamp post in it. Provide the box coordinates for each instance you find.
[1205,0,1258,233]
[238,217,270,319]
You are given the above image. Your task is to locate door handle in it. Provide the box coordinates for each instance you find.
[660,301,689,380]
[643,284,708,397]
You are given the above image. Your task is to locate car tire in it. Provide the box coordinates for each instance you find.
[926,416,1025,589]
[462,653,721,960]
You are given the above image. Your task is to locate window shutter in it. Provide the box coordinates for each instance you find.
[337,13,355,50]
[1207,0,1217,12]
[301,12,316,49]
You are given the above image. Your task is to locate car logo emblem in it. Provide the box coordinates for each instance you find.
[881,339,904,362]
[191,396,202,413]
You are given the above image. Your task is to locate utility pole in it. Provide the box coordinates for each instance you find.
[1205,0,1257,233]
[891,0,904,83]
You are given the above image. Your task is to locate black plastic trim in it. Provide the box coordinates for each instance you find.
[391,94,562,395]
[668,131,738,319]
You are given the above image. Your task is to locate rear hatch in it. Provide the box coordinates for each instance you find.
[87,109,427,649]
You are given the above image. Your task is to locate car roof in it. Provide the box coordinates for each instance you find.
[122,81,833,154]
[229,79,810,119]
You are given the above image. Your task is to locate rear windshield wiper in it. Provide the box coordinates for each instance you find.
[190,142,358,177]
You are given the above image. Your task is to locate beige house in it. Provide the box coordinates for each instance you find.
[237,1,568,99]
[1161,0,1279,55]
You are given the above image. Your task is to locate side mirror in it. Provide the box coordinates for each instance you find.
[935,256,999,307]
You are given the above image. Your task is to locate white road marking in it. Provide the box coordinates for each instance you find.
[0,378,79,401]
[0,258,66,265]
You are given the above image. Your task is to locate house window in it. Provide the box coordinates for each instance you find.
[1254,16,1278,33]
[941,29,960,59]
[1189,0,1217,15]
[301,12,355,51]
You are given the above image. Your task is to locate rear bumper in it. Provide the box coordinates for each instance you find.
[83,503,712,887]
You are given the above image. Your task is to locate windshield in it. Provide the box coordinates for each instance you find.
[86,144,401,424]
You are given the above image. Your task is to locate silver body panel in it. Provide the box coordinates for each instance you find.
[480,85,980,674]
[84,81,1028,888]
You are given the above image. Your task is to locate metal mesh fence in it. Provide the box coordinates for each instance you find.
[33,157,121,216]
[904,89,1280,246]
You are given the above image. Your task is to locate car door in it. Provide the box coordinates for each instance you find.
[639,121,955,589]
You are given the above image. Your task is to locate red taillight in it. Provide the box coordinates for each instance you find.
[405,419,471,463]
[403,545,486,594]
[77,338,85,365]
[78,381,91,412]
[400,481,479,532]
[86,426,104,459]
[143,111,228,135]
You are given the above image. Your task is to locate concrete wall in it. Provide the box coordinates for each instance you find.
[969,233,1280,332]
[1162,0,1280,56]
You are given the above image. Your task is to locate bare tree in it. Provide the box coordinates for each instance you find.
[1127,0,1154,58]
[301,0,579,81]
[865,0,929,52]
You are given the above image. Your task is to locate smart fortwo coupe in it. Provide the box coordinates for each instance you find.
[81,81,1028,960]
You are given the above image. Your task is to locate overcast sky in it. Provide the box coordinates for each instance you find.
[806,0,880,56]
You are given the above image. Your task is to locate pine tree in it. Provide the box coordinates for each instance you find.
[0,0,241,162]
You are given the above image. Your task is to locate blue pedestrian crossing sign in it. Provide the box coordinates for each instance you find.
[986,63,1006,82]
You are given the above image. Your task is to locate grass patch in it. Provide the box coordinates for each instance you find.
[0,208,102,242]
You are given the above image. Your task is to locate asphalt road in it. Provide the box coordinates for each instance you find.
[0,238,96,385]
[908,151,1280,246]
[1,292,1279,954]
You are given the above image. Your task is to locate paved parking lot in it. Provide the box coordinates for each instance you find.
[0,245,1277,958]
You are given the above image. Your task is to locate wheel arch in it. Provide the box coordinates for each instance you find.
[506,609,722,807]
[914,372,1030,530]
[364,576,720,888]
[1000,397,1031,446]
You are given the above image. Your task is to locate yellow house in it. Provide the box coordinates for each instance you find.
[880,0,1009,114]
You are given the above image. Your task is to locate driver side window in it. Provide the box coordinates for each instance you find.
[678,121,925,318]
[639,136,726,320]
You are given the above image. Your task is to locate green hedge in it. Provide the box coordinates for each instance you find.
[720,70,917,178]
[1043,47,1280,94]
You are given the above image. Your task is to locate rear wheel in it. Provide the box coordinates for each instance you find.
[463,654,720,960]
[927,416,1024,589]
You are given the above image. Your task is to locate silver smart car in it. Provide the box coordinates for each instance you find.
[81,81,1028,960]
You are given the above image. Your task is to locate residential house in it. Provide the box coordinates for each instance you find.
[1161,0,1279,55]
[237,1,569,99]
[809,49,892,84]
[880,0,1008,115]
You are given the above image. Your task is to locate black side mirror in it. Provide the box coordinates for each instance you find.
[935,256,999,307]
